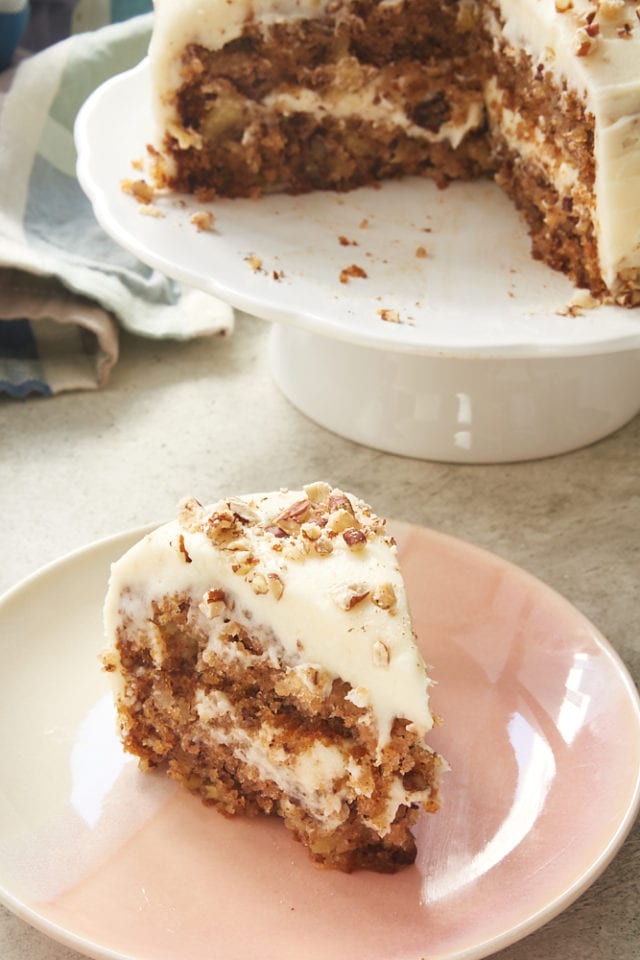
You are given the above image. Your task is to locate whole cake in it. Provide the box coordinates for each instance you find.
[145,0,640,307]
[103,483,445,872]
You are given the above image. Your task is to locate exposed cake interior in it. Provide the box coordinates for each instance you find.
[103,483,445,872]
[149,0,493,196]
[146,0,640,306]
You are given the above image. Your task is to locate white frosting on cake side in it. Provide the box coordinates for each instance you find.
[104,484,434,751]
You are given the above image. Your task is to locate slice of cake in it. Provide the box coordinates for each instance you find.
[144,0,640,306]
[103,483,445,872]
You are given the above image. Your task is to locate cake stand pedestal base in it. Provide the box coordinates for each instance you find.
[269,323,640,463]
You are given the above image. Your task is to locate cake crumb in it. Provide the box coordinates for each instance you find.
[245,254,264,273]
[557,288,599,316]
[138,205,166,218]
[415,245,429,259]
[372,640,391,668]
[191,210,215,232]
[121,178,155,205]
[340,264,368,283]
[377,308,401,324]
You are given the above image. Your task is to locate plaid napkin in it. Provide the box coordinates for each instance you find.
[0,13,234,398]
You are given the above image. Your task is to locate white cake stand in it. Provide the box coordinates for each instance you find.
[75,61,640,463]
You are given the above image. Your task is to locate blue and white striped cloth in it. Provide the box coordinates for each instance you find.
[0,10,234,398]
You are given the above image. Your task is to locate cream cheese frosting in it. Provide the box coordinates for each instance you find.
[104,483,434,751]
[260,80,485,150]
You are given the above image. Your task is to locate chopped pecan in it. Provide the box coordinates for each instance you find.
[199,588,226,619]
[304,481,332,503]
[231,553,258,576]
[226,497,259,524]
[273,498,312,534]
[267,572,285,600]
[177,534,192,564]
[328,491,355,516]
[177,496,204,533]
[248,573,269,595]
[265,524,289,539]
[205,508,239,542]
[301,522,323,541]
[343,528,367,550]
[283,538,312,561]
[226,537,251,552]
[275,498,311,524]
[331,582,370,610]
[327,508,358,534]
[314,535,334,556]
[372,640,390,667]
[371,582,397,611]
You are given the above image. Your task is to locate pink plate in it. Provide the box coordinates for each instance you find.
[0,522,639,960]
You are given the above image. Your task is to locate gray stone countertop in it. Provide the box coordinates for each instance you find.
[1,313,638,960]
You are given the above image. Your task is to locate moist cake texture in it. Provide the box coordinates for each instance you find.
[103,483,445,872]
[146,0,640,307]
